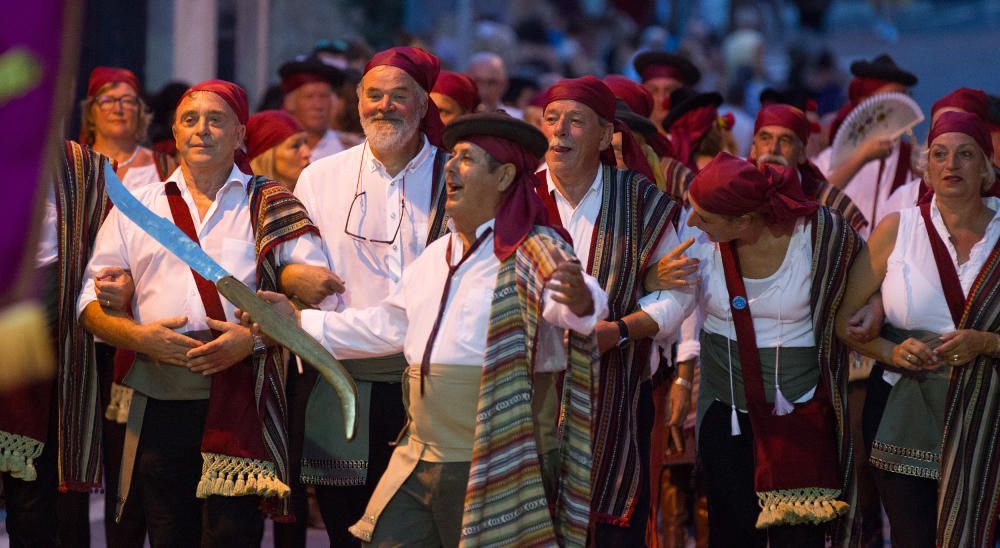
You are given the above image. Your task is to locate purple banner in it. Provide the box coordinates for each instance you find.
[0,1,75,302]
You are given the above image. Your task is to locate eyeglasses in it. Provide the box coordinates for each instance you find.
[95,95,140,111]
[344,143,406,245]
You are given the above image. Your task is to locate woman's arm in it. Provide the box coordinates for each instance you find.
[835,213,922,366]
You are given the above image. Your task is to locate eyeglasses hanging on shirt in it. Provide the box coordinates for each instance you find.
[344,142,406,245]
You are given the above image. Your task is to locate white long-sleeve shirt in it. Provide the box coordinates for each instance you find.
[309,129,347,162]
[813,142,919,237]
[78,164,328,331]
[291,136,439,312]
[301,220,608,371]
[544,166,696,371]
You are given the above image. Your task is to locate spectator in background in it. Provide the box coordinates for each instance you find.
[430,71,480,125]
[467,52,511,114]
[148,81,189,158]
[279,54,346,162]
[246,110,311,191]
[633,51,701,132]
[331,69,365,148]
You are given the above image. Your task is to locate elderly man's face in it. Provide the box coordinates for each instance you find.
[284,81,334,135]
[468,60,506,109]
[750,125,805,168]
[542,100,612,179]
[443,141,512,224]
[173,92,245,169]
[358,66,426,152]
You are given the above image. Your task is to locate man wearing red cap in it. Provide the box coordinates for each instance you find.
[244,112,605,546]
[814,54,919,236]
[751,103,867,233]
[632,51,701,133]
[279,55,346,162]
[78,80,329,545]
[430,70,479,125]
[278,46,454,545]
[538,76,695,545]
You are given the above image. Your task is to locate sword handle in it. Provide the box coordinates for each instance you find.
[216,276,358,440]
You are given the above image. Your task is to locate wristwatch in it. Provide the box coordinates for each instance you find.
[252,335,268,355]
[615,319,630,348]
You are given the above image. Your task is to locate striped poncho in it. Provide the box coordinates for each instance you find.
[460,226,598,547]
[937,234,1000,547]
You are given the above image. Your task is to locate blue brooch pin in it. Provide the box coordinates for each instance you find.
[732,296,748,310]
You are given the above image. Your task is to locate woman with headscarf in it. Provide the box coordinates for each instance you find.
[246,110,311,191]
[684,152,860,547]
[836,111,1000,547]
[80,67,176,187]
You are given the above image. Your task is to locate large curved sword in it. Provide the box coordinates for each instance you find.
[102,161,357,439]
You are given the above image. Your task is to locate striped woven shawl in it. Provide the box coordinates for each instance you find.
[0,142,111,490]
[806,207,863,546]
[937,235,1000,547]
[460,227,597,547]
[587,166,677,525]
[195,177,319,520]
[800,160,867,235]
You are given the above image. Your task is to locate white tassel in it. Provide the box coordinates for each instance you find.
[730,405,742,436]
[773,386,794,416]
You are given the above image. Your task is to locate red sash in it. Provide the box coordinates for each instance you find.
[919,202,966,325]
[718,241,842,494]
[163,181,268,462]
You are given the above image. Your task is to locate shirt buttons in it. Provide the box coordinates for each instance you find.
[390,212,397,220]
[392,244,398,251]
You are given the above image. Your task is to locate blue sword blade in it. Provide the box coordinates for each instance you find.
[103,160,228,282]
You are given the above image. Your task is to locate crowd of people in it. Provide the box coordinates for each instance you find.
[2,11,1000,548]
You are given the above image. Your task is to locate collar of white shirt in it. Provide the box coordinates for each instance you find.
[364,134,433,180]
[545,164,604,208]
[166,163,250,195]
[447,219,496,262]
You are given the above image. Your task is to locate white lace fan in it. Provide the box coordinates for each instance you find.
[831,92,924,168]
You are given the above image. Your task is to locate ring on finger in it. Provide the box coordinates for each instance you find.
[952,354,960,362]
[906,353,915,363]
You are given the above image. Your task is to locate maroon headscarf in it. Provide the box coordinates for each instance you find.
[364,46,445,147]
[246,110,305,161]
[469,135,566,259]
[668,104,718,171]
[754,104,810,147]
[931,87,988,121]
[689,152,818,224]
[604,75,673,158]
[542,76,656,181]
[87,66,141,98]
[432,71,480,114]
[178,80,251,172]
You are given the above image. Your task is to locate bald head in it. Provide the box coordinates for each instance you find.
[467,52,507,111]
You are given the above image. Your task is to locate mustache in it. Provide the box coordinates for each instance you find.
[757,154,789,167]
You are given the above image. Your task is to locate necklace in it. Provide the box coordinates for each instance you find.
[116,146,141,168]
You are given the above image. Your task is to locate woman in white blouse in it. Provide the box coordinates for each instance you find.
[684,153,859,547]
[836,111,1000,547]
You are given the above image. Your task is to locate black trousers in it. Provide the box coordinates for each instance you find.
[699,401,826,548]
[273,357,309,548]
[129,398,263,548]
[95,342,147,548]
[590,380,654,548]
[314,380,406,546]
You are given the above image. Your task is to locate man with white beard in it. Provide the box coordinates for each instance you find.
[277,46,451,546]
